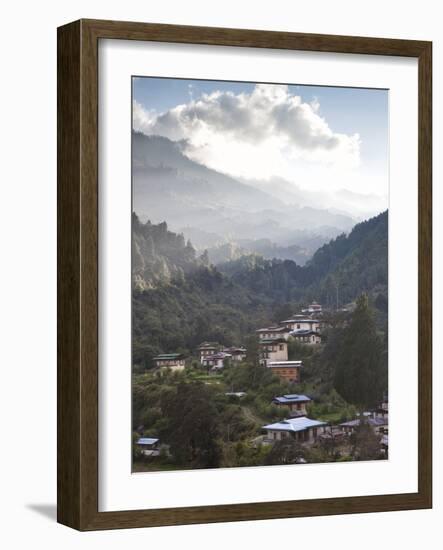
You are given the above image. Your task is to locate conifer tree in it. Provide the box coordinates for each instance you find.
[333,294,385,408]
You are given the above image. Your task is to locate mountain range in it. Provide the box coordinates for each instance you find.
[132,132,357,264]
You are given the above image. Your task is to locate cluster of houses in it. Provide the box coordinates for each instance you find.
[256,302,322,383]
[137,393,389,458]
[260,390,388,457]
[151,302,323,384]
[140,301,389,461]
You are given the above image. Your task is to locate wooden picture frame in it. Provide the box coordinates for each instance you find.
[57,19,432,530]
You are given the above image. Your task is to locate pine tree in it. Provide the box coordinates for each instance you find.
[333,294,385,409]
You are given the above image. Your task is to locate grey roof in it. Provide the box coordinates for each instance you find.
[256,326,291,333]
[273,394,311,404]
[290,329,320,336]
[153,353,184,360]
[263,417,327,433]
[260,338,288,344]
[137,438,159,445]
[197,342,219,350]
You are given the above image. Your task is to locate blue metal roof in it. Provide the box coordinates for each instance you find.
[137,438,159,445]
[273,394,311,404]
[263,417,327,432]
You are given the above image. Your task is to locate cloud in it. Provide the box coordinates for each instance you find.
[133,84,361,180]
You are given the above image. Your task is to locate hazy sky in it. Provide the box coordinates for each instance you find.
[132,77,388,210]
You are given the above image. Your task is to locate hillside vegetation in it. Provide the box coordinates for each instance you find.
[132,211,388,368]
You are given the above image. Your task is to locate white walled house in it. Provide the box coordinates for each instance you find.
[222,347,247,362]
[153,353,186,371]
[339,416,388,437]
[262,417,327,444]
[202,351,232,371]
[136,437,160,457]
[259,338,288,365]
[273,394,312,416]
[197,342,220,364]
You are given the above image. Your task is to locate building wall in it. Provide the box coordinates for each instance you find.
[270,366,300,383]
[258,331,290,340]
[293,334,321,345]
[260,343,288,363]
[286,321,320,332]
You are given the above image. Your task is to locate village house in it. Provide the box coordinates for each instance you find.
[280,317,321,333]
[153,353,186,371]
[262,416,327,444]
[339,416,388,437]
[256,326,292,341]
[290,329,322,345]
[222,346,247,362]
[301,301,323,315]
[272,394,312,416]
[202,351,232,371]
[197,342,220,363]
[259,338,288,365]
[136,437,160,457]
[267,361,302,383]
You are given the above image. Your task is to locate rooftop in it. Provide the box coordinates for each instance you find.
[197,342,219,350]
[137,438,159,445]
[290,329,320,336]
[259,338,288,345]
[263,417,327,433]
[153,353,184,360]
[256,326,291,333]
[340,417,388,428]
[273,394,311,404]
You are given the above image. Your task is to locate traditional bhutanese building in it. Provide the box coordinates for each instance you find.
[202,351,232,371]
[196,342,220,364]
[301,301,323,315]
[267,360,302,383]
[222,347,247,362]
[339,416,388,437]
[262,416,327,444]
[272,394,312,416]
[136,437,160,457]
[259,338,288,365]
[153,353,186,371]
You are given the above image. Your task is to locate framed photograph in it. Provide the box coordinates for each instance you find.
[57,19,432,530]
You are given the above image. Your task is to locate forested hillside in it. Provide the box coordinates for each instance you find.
[132,211,388,369]
[218,210,388,306]
[133,213,206,289]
